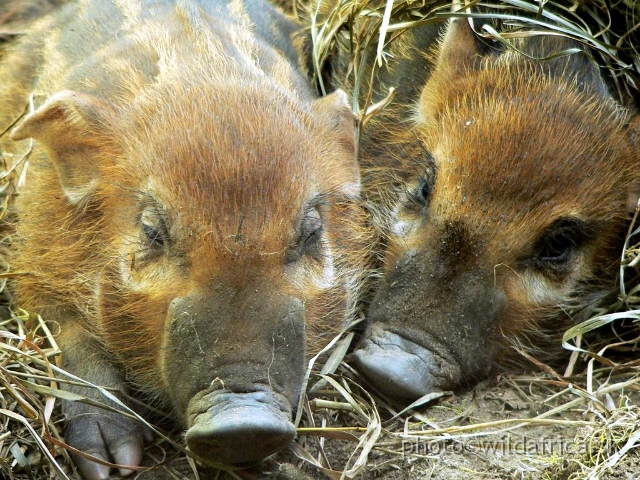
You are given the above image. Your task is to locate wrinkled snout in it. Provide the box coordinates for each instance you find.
[354,241,504,402]
[163,288,305,463]
[351,325,461,401]
[186,389,295,464]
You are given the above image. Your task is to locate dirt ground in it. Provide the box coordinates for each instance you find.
[60,370,635,480]
[291,377,640,480]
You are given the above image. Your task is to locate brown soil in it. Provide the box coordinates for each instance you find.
[81,374,639,480]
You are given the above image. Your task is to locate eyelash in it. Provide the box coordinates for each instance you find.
[142,220,168,248]
[405,178,431,211]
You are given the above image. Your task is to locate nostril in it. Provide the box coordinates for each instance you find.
[185,391,295,464]
[351,347,438,401]
[186,404,295,463]
[350,330,461,402]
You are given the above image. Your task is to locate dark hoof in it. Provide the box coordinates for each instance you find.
[186,391,295,464]
[66,411,149,480]
[351,328,460,402]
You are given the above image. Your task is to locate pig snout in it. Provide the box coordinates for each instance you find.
[351,325,461,400]
[352,245,505,402]
[186,389,295,463]
[164,290,305,463]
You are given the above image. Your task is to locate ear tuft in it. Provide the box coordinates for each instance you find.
[437,18,485,73]
[11,90,104,141]
[313,89,352,126]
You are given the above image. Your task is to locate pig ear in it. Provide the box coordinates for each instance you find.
[313,89,356,154]
[526,35,611,97]
[11,90,112,204]
[567,55,609,97]
[313,89,360,195]
[437,18,485,73]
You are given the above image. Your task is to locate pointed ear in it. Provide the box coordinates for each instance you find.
[11,90,113,204]
[567,54,609,97]
[312,89,360,196]
[437,18,485,74]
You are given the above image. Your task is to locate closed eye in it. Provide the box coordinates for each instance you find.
[299,206,323,258]
[403,162,436,213]
[405,177,432,211]
[142,221,167,248]
[140,204,169,251]
[539,231,576,263]
[285,203,325,264]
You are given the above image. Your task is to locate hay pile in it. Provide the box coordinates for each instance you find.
[304,0,640,112]
[2,1,640,479]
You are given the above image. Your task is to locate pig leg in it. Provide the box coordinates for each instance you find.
[58,322,151,480]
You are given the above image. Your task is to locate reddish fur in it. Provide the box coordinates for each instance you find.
[405,40,635,342]
[2,0,372,417]
[353,20,640,391]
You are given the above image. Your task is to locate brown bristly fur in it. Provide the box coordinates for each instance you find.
[1,0,374,471]
[344,17,640,396]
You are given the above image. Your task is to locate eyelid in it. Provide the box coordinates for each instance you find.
[141,208,163,227]
[404,178,431,210]
[138,195,171,252]
[139,192,170,227]
[301,206,322,234]
[286,202,325,263]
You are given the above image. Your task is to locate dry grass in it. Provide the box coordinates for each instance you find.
[2,1,640,479]
[301,0,640,123]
